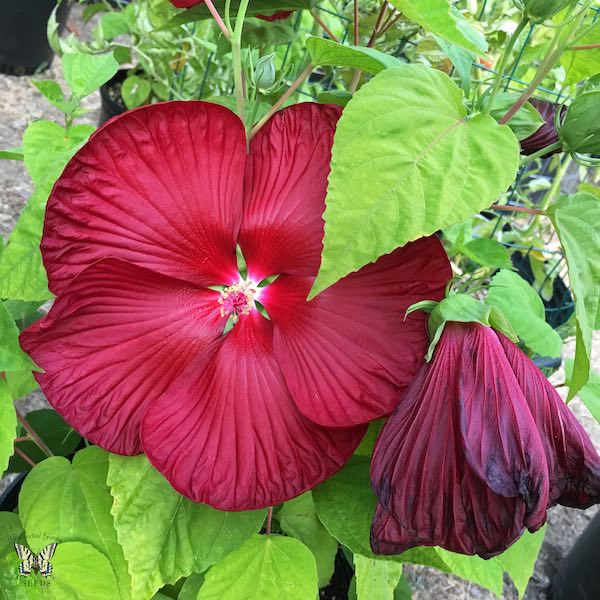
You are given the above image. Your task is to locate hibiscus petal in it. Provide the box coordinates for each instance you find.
[20,259,223,454]
[455,323,549,530]
[240,103,342,281]
[370,351,528,558]
[42,101,246,294]
[261,236,451,427]
[498,333,600,508]
[141,312,366,511]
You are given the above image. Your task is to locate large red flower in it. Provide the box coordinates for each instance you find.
[169,0,293,21]
[21,101,451,511]
[370,321,600,558]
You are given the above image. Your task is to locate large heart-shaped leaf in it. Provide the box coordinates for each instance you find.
[311,65,519,297]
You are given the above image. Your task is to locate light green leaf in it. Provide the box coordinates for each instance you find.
[0,380,17,475]
[0,148,23,161]
[460,238,514,269]
[19,447,131,599]
[121,75,151,109]
[354,555,403,600]
[488,93,545,141]
[389,0,487,53]
[434,36,474,95]
[278,492,338,587]
[22,121,94,187]
[317,90,353,107]
[306,37,403,74]
[62,52,120,98]
[178,573,205,600]
[565,359,600,422]
[108,454,265,600]
[32,81,79,114]
[561,23,600,85]
[198,534,317,600]
[486,269,562,357]
[311,65,519,297]
[0,303,36,371]
[495,528,545,598]
[548,193,600,398]
[435,549,504,597]
[99,12,131,40]
[313,456,449,571]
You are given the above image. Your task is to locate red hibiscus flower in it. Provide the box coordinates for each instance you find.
[20,101,451,511]
[370,321,600,558]
[169,0,293,21]
[520,98,565,156]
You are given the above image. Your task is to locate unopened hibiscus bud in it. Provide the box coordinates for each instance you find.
[254,54,277,90]
[520,98,565,156]
[522,0,578,22]
[560,91,600,155]
[370,320,600,558]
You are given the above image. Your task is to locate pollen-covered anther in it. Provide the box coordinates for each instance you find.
[218,280,256,322]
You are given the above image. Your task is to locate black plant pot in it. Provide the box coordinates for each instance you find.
[0,473,26,512]
[0,1,70,76]
[99,69,128,125]
[549,511,600,600]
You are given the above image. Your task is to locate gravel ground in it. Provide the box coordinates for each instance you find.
[1,6,600,599]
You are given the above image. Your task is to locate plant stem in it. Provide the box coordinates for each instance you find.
[250,63,314,139]
[231,0,251,126]
[483,17,529,114]
[570,43,600,51]
[367,1,390,47]
[353,0,359,45]
[16,409,53,458]
[265,507,273,535]
[14,447,36,468]
[310,10,340,42]
[204,0,231,40]
[519,141,563,165]
[489,203,546,215]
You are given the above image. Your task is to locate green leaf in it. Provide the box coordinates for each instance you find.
[310,65,519,298]
[62,52,120,99]
[354,555,404,600]
[178,573,205,600]
[32,80,79,114]
[434,37,474,96]
[561,23,600,85]
[0,303,36,372]
[306,37,403,74]
[312,456,448,571]
[0,380,16,476]
[460,238,514,269]
[198,534,318,600]
[388,0,487,53]
[486,269,562,357]
[548,193,600,398]
[278,492,338,587]
[488,93,545,141]
[565,359,600,422]
[4,370,38,399]
[99,12,131,40]
[7,409,81,473]
[317,90,353,107]
[495,528,545,598]
[435,549,504,597]
[19,447,132,598]
[0,148,24,161]
[560,91,600,154]
[22,121,94,188]
[121,75,151,109]
[242,21,297,48]
[108,454,265,600]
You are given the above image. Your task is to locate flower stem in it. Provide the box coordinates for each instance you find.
[570,43,600,51]
[250,63,314,139]
[483,17,529,114]
[310,10,340,43]
[265,507,273,535]
[519,141,563,165]
[16,409,53,458]
[204,0,231,40]
[489,203,546,215]
[231,0,251,126]
[367,1,390,47]
[353,0,359,45]
[14,447,36,468]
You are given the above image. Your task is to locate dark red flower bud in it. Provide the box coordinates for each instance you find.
[370,321,600,558]
[520,98,565,157]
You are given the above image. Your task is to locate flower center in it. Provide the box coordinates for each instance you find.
[218,280,256,323]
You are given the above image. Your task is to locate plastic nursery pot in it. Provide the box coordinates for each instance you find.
[549,511,600,600]
[0,472,26,512]
[99,69,128,125]
[0,0,70,76]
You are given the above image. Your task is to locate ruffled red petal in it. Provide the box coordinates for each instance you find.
[42,101,245,294]
[261,236,451,427]
[240,103,342,282]
[499,333,600,508]
[141,312,366,510]
[370,322,549,558]
[20,259,223,454]
[257,11,294,21]
[169,0,202,7]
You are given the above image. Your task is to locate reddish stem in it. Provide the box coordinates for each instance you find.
[490,203,545,215]
[265,507,273,535]
[14,447,36,468]
[570,43,600,50]
[353,0,359,45]
[367,1,390,47]
[310,11,340,43]
[204,0,231,40]
[16,409,53,457]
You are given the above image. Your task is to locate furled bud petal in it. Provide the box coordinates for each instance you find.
[520,99,565,156]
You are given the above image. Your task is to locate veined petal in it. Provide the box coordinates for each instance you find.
[141,312,366,511]
[20,259,223,454]
[42,101,246,294]
[499,333,600,508]
[456,323,549,530]
[370,351,527,558]
[261,236,451,427]
[240,103,342,281]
